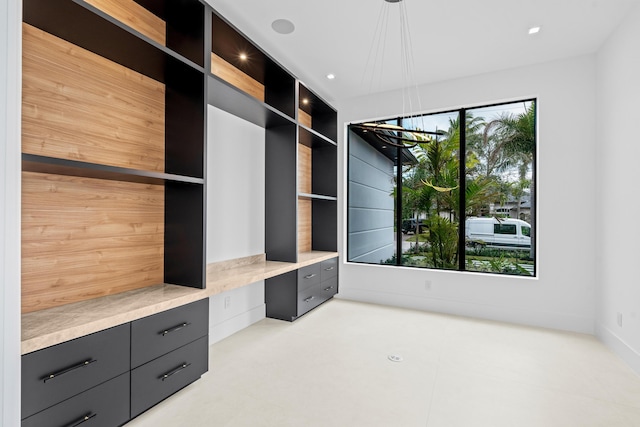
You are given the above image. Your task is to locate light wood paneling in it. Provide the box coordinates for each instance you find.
[298,143,312,194]
[298,109,312,128]
[84,0,166,46]
[298,198,312,253]
[21,172,165,313]
[22,23,166,172]
[211,53,265,102]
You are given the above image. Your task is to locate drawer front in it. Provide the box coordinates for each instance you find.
[131,335,209,418]
[22,324,130,419]
[22,372,130,427]
[131,298,209,368]
[297,282,330,317]
[320,276,338,298]
[297,263,321,292]
[320,257,338,282]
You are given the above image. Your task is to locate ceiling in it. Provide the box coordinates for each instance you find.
[204,0,640,105]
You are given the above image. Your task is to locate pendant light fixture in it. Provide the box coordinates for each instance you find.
[354,0,443,149]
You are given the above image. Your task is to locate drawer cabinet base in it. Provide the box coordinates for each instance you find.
[22,373,130,427]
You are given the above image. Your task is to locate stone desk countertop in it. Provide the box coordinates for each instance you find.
[21,251,338,354]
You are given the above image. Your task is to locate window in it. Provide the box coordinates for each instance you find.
[347,100,536,276]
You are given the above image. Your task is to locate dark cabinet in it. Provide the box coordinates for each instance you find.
[265,258,338,321]
[131,298,209,368]
[21,324,130,420]
[21,298,209,425]
[131,336,209,418]
[22,373,130,427]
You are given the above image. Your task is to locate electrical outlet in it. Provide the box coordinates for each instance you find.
[224,296,231,309]
[424,280,432,291]
[617,312,623,327]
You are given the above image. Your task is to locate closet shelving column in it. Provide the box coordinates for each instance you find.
[21,0,207,314]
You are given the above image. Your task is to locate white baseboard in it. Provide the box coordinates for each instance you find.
[336,289,594,335]
[597,322,640,376]
[209,304,265,345]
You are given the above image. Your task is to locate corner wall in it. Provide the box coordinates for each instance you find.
[207,106,266,344]
[0,0,21,425]
[338,56,598,334]
[595,3,640,374]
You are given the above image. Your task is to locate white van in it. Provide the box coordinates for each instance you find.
[465,217,531,249]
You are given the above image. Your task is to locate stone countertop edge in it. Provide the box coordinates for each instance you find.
[21,251,338,354]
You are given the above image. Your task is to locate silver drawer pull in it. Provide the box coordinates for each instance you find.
[324,286,334,291]
[65,413,97,427]
[160,322,191,336]
[161,362,191,381]
[43,359,97,383]
[303,273,316,279]
[303,296,315,303]
[324,266,335,271]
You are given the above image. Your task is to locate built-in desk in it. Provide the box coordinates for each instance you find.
[21,251,338,354]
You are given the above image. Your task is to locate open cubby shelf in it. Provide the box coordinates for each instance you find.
[22,154,205,185]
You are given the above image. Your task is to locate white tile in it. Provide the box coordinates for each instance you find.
[126,299,640,427]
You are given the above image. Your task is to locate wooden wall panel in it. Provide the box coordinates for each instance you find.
[211,53,265,102]
[298,109,312,128]
[298,199,312,253]
[298,143,312,194]
[22,24,166,172]
[84,0,166,46]
[22,172,165,313]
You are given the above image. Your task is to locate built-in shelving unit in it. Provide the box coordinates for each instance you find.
[21,0,206,314]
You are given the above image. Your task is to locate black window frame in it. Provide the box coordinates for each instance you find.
[346,98,537,277]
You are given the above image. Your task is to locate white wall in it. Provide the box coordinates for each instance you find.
[0,0,21,425]
[338,56,598,334]
[595,3,640,374]
[207,106,266,343]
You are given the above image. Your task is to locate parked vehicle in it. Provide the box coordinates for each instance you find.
[465,217,531,249]
[401,218,426,234]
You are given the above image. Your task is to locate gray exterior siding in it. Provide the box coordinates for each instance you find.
[347,131,395,264]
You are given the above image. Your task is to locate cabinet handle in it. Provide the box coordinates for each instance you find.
[303,296,315,303]
[43,359,97,383]
[160,362,191,381]
[160,322,191,336]
[324,286,334,291]
[324,266,335,271]
[303,274,316,279]
[65,413,97,427]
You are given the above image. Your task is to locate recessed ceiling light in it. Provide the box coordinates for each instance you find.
[239,52,248,61]
[302,98,309,105]
[528,26,541,35]
[271,19,295,35]
[326,73,336,80]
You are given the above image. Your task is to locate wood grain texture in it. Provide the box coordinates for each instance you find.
[298,109,312,128]
[298,143,312,194]
[22,172,165,313]
[84,0,166,45]
[211,52,265,102]
[22,23,166,172]
[298,198,312,253]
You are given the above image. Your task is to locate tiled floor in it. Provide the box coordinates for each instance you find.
[127,299,640,426]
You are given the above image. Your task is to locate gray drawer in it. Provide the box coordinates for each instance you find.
[297,263,321,292]
[297,281,330,317]
[320,276,338,298]
[22,372,130,427]
[21,323,130,419]
[131,298,209,368]
[131,336,209,418]
[320,257,338,282]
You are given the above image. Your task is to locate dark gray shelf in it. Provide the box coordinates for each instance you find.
[207,74,295,129]
[22,154,205,185]
[298,193,338,201]
[24,0,205,85]
[298,125,337,148]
